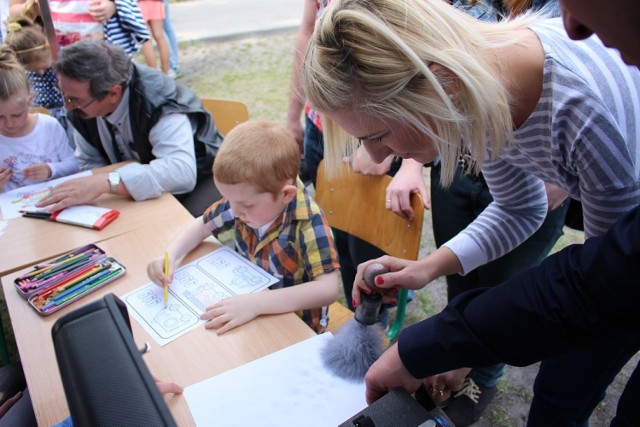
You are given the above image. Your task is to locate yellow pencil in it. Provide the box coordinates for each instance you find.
[163,251,169,308]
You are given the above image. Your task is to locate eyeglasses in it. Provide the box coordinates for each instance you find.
[62,95,100,110]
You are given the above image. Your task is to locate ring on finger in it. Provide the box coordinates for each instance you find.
[430,386,445,397]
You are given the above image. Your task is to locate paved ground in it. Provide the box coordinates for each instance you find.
[169,0,303,44]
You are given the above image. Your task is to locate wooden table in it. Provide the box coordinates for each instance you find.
[2,225,315,426]
[0,192,193,276]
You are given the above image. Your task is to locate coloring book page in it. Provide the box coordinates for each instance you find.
[184,333,368,427]
[123,246,279,346]
[0,170,92,219]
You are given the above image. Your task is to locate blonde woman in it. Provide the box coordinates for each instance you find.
[303,0,640,425]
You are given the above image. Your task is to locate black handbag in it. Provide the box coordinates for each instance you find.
[51,294,176,427]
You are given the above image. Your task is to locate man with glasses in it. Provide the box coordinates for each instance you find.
[37,39,222,217]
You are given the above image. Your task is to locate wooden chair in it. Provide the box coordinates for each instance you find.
[315,160,425,341]
[200,98,250,135]
[30,107,51,115]
[176,98,249,216]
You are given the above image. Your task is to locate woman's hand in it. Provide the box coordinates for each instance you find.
[352,247,460,307]
[385,159,430,221]
[544,182,569,211]
[352,256,431,307]
[200,293,260,335]
[350,145,393,176]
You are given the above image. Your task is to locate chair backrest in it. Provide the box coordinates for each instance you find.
[200,98,250,135]
[30,107,51,115]
[315,160,424,261]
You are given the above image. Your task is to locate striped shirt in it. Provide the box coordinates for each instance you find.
[104,0,150,56]
[446,19,640,274]
[202,178,340,332]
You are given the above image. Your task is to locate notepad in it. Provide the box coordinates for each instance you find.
[50,205,120,230]
[22,205,120,230]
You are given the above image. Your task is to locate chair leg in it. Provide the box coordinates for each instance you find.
[386,288,409,342]
[0,315,11,366]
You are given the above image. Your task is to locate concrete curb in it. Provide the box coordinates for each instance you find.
[176,25,299,46]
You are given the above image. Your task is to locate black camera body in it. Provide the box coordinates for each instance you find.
[339,387,454,427]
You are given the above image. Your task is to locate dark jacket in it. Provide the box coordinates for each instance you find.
[68,64,222,178]
[399,202,640,378]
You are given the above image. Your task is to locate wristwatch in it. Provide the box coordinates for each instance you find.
[107,172,121,194]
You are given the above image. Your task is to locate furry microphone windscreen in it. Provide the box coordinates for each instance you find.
[322,320,386,381]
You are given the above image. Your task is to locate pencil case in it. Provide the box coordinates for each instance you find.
[27,257,127,316]
[13,243,127,316]
[14,243,107,300]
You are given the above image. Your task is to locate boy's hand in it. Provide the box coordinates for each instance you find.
[147,255,174,287]
[151,374,183,395]
[0,168,12,188]
[200,294,260,335]
[23,163,52,181]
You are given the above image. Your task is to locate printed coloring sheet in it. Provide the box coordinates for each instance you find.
[123,246,278,346]
[0,170,92,219]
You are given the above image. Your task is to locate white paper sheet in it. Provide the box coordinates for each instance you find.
[0,170,92,219]
[123,246,279,346]
[184,333,367,427]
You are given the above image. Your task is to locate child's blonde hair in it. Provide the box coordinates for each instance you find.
[213,120,300,196]
[303,0,538,186]
[5,18,50,72]
[0,45,31,99]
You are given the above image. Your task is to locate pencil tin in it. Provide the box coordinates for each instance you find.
[27,257,127,316]
[14,243,107,300]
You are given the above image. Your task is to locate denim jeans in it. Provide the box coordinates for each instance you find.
[612,360,640,427]
[163,0,179,71]
[303,115,324,186]
[430,162,568,387]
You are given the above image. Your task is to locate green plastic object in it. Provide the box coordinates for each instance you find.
[386,288,409,342]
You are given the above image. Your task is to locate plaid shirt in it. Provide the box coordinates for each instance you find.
[202,178,340,332]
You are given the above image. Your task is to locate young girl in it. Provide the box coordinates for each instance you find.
[137,0,169,74]
[4,19,66,130]
[0,47,78,192]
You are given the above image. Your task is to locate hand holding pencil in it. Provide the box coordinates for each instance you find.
[145,252,174,294]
